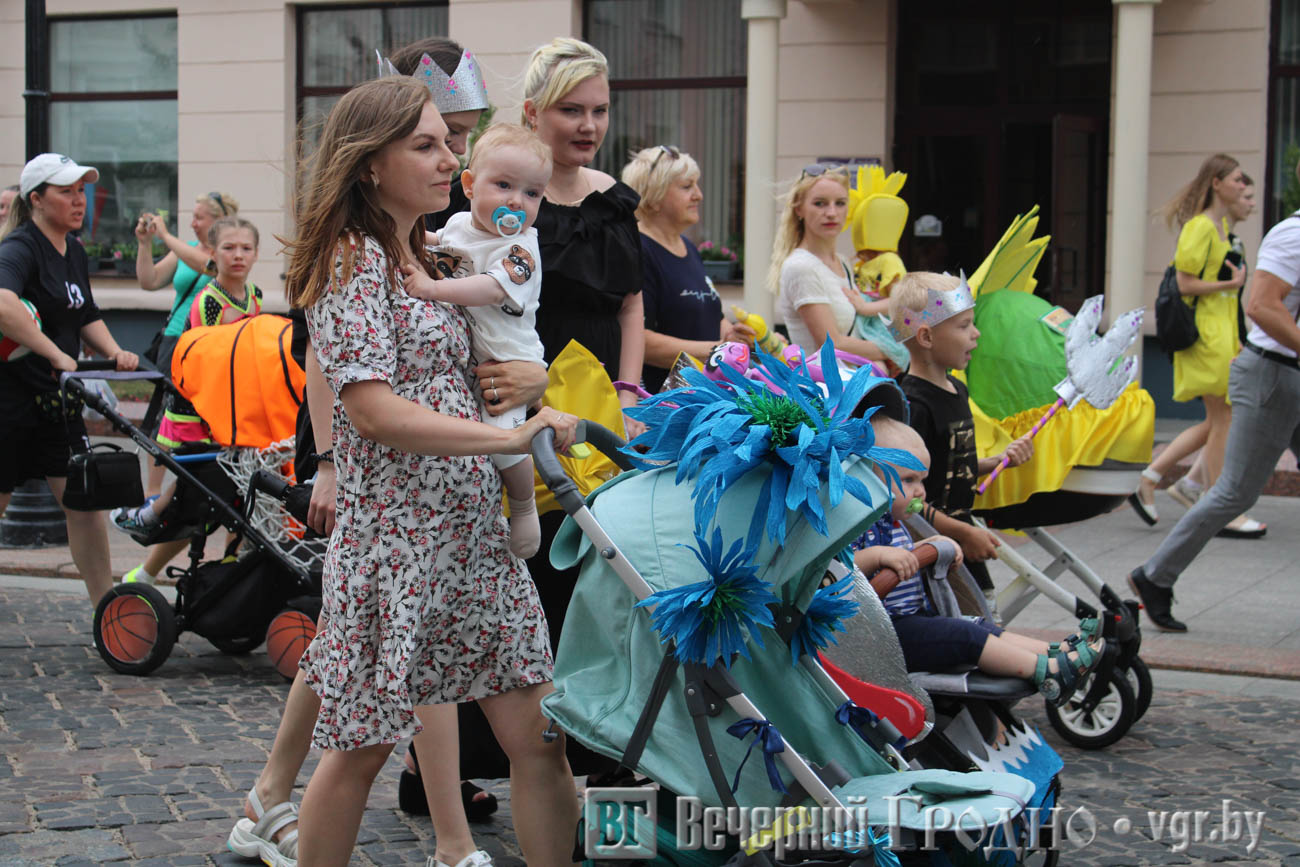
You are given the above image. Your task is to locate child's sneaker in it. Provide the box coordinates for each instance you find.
[121,564,155,585]
[111,497,160,534]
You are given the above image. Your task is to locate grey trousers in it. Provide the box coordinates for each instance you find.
[1144,348,1300,588]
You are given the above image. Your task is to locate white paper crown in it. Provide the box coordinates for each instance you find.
[375,49,490,115]
[887,270,975,343]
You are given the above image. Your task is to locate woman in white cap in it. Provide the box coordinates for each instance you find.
[0,153,139,606]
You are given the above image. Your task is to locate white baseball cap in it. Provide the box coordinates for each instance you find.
[20,153,100,198]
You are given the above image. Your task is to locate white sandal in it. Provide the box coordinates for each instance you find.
[228,786,299,866]
[1127,467,1162,526]
[428,850,494,867]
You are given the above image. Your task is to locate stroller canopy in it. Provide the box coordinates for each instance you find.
[543,455,902,808]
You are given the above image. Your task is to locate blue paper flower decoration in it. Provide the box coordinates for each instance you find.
[635,527,778,667]
[624,340,923,548]
[790,574,860,662]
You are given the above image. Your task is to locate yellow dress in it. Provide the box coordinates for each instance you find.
[1171,213,1238,401]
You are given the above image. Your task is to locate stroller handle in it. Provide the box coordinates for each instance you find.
[531,420,633,516]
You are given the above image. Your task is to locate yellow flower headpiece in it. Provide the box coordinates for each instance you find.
[845,165,908,254]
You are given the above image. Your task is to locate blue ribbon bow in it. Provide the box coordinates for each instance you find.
[725,717,788,794]
[824,827,901,867]
[835,700,906,751]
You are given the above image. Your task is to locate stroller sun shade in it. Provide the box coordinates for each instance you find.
[543,455,906,809]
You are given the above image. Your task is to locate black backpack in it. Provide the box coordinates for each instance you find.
[1154,264,1198,355]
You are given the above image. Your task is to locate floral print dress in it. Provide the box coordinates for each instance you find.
[301,235,553,751]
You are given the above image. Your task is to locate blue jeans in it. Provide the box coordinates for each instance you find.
[1144,348,1300,588]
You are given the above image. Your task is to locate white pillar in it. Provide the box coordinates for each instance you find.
[1110,0,1159,374]
[741,0,786,322]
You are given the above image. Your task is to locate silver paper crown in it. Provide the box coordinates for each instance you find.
[374,49,490,115]
[887,270,975,343]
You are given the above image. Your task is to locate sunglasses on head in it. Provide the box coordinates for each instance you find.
[651,145,681,169]
[800,163,845,180]
[208,191,227,215]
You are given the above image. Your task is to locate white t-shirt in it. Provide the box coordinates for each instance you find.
[775,248,856,353]
[1249,213,1300,358]
[437,212,545,365]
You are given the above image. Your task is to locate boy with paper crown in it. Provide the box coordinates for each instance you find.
[845,165,911,371]
[889,270,1034,611]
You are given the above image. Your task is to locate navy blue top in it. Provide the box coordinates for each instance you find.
[640,234,723,392]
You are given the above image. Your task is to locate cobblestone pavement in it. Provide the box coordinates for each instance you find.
[3,587,1300,865]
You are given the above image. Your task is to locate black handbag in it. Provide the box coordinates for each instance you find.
[1154,264,1199,355]
[62,442,144,511]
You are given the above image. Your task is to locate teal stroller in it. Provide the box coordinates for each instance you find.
[535,356,1048,867]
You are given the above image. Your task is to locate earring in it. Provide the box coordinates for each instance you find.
[373,176,380,189]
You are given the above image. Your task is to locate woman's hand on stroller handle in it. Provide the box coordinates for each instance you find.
[514,407,579,455]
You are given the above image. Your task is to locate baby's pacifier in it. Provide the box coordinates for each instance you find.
[492,206,526,238]
[905,497,924,515]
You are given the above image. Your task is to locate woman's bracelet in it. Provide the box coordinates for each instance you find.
[313,450,334,465]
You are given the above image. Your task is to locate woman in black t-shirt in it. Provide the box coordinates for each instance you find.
[0,153,139,606]
[622,145,755,392]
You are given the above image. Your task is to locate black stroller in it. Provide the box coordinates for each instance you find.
[63,366,322,676]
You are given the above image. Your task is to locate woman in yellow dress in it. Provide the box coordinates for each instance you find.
[1131,154,1264,538]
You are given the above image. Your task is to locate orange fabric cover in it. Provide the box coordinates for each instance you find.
[171,314,305,448]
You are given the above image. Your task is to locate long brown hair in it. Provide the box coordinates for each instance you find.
[283,77,433,310]
[1158,153,1239,230]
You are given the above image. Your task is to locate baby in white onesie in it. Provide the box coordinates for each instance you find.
[401,123,550,558]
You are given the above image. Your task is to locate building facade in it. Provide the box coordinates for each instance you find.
[0,0,1290,412]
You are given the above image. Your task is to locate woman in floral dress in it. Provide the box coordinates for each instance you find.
[284,76,580,867]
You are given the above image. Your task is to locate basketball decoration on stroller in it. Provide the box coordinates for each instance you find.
[81,315,323,677]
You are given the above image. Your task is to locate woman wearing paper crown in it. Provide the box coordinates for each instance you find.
[844,165,911,372]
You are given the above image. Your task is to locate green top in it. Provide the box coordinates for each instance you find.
[163,241,212,337]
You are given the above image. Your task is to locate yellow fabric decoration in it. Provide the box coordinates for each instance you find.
[846,165,909,254]
[969,382,1155,510]
[967,206,1051,300]
[531,339,627,515]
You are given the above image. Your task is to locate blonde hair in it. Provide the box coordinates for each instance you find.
[889,271,960,331]
[520,37,608,124]
[872,416,928,460]
[196,191,238,219]
[1158,153,1239,230]
[621,147,701,222]
[207,215,259,248]
[283,77,435,310]
[466,123,552,174]
[767,168,851,293]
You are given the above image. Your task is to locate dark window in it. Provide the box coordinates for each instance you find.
[48,14,178,266]
[1268,0,1300,223]
[297,2,449,149]
[585,0,747,267]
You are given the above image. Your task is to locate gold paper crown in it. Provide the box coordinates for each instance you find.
[846,165,908,253]
[887,271,975,344]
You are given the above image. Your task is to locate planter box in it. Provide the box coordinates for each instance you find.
[702,260,736,282]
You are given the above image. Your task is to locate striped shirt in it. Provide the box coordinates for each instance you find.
[852,516,927,617]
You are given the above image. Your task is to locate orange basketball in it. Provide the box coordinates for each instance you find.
[266,609,316,679]
[100,595,159,663]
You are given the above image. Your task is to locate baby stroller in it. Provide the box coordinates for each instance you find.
[534,403,1050,867]
[64,326,322,677]
[959,208,1154,749]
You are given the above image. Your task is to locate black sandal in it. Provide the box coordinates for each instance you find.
[397,744,499,822]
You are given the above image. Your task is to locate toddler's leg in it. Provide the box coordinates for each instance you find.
[501,458,540,559]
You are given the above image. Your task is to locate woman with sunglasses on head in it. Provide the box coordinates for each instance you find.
[0,153,138,608]
[772,165,889,369]
[622,145,754,392]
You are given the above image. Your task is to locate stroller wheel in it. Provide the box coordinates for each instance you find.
[1121,656,1153,723]
[1045,667,1136,749]
[209,635,262,656]
[265,609,316,680]
[93,584,177,676]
